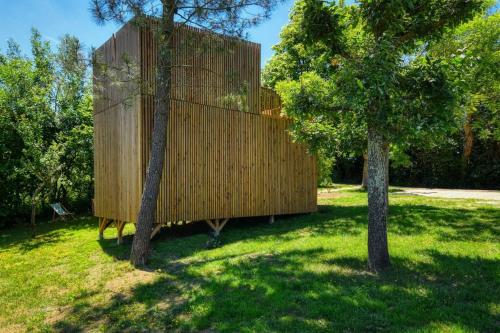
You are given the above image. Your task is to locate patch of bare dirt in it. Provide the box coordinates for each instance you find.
[44,305,73,326]
[41,285,67,299]
[44,269,159,329]
[0,323,25,333]
[317,192,343,199]
[104,269,158,294]
[154,293,188,313]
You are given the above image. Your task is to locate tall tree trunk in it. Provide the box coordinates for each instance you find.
[30,184,43,238]
[367,126,390,272]
[130,1,175,266]
[361,152,368,189]
[462,112,474,180]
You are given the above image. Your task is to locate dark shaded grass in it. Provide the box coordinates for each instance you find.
[0,216,95,253]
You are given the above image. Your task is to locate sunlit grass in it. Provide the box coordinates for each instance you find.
[0,189,498,332]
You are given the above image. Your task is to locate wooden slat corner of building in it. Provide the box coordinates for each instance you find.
[93,21,318,226]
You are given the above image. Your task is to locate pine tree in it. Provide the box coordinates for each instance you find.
[91,0,281,266]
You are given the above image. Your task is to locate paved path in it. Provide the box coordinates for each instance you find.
[392,187,500,201]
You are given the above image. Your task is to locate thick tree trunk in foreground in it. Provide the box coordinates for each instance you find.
[130,3,175,266]
[367,127,390,272]
[361,152,368,189]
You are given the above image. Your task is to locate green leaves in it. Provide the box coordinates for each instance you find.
[0,30,93,221]
[263,0,492,188]
[359,0,485,49]
[430,11,500,142]
[355,78,364,90]
[301,0,344,50]
[267,0,489,141]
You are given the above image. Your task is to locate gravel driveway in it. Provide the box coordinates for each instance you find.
[392,187,500,201]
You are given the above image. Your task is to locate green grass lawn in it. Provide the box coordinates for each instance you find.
[0,189,499,332]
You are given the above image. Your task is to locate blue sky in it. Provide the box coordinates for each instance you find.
[0,0,295,68]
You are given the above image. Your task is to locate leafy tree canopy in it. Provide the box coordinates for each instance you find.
[270,0,485,145]
[0,30,93,225]
[429,10,499,141]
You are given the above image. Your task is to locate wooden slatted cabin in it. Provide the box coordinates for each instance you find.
[93,20,317,242]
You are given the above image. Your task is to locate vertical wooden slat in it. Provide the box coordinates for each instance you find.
[94,21,318,227]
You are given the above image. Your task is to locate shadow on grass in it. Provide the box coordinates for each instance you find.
[51,247,499,332]
[97,204,369,262]
[51,200,498,332]
[2,198,495,331]
[388,204,499,242]
[0,216,96,253]
[98,201,499,262]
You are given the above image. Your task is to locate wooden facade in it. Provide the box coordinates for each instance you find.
[93,21,317,239]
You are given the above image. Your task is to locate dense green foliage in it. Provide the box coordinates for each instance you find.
[0,31,93,226]
[0,189,498,331]
[262,1,367,160]
[334,11,500,189]
[264,1,499,189]
[267,0,481,144]
[435,12,499,143]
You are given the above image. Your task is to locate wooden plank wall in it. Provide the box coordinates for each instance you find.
[140,23,261,113]
[260,86,282,117]
[93,23,142,222]
[140,23,316,223]
[93,21,317,224]
[141,100,317,223]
